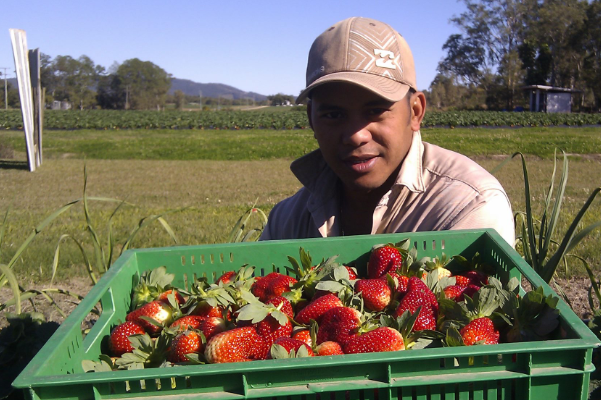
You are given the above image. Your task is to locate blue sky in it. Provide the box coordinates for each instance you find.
[2,1,466,96]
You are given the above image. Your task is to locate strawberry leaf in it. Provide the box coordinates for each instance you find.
[296,345,310,358]
[445,327,465,347]
[270,343,291,359]
[237,303,268,324]
[272,310,289,326]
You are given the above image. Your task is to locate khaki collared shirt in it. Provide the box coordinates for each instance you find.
[260,131,515,246]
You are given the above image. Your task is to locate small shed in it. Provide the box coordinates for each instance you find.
[522,85,582,113]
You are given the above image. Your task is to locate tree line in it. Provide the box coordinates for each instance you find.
[0,53,299,111]
[427,0,601,112]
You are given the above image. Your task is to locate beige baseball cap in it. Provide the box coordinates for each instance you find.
[296,17,417,104]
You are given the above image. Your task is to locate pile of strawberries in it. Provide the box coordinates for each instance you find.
[85,239,561,371]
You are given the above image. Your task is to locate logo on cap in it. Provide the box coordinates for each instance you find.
[374,49,396,70]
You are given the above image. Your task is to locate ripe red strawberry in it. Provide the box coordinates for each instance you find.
[343,327,405,354]
[454,271,489,287]
[198,317,226,342]
[256,315,293,348]
[295,293,343,325]
[268,337,314,358]
[386,272,409,295]
[315,341,344,356]
[460,317,499,346]
[157,289,185,305]
[291,328,312,346]
[170,315,206,330]
[395,277,438,331]
[215,271,236,284]
[251,272,298,302]
[126,300,175,335]
[461,284,481,300]
[354,279,391,312]
[316,306,362,345]
[205,326,268,363]
[265,296,294,319]
[367,244,402,279]
[167,330,202,363]
[443,285,466,302]
[191,301,226,319]
[108,321,145,356]
[344,265,358,280]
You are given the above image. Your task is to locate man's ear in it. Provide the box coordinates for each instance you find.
[410,92,427,132]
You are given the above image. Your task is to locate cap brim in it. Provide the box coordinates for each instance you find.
[296,71,412,104]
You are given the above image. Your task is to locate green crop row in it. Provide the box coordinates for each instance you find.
[1,109,600,130]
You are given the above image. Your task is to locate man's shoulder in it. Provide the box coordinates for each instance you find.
[421,142,502,190]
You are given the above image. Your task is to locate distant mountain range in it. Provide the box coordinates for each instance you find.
[169,78,268,101]
[4,77,268,101]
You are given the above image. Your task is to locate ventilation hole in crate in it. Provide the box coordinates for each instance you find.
[183,274,189,291]
[497,354,504,364]
[180,256,186,266]
[110,382,116,394]
[440,358,446,368]
[171,377,177,389]
[219,253,224,263]
[155,378,162,390]
[125,381,131,393]
[511,379,517,399]
[495,380,502,400]
[468,382,475,398]
[468,356,475,366]
[441,240,445,249]
[185,376,191,388]
[482,355,489,365]
[139,379,146,391]
[260,267,265,277]
[422,241,427,251]
[230,253,234,263]
[432,240,436,250]
[210,254,215,264]
[191,255,196,265]
[512,353,517,363]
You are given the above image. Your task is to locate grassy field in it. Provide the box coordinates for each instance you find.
[1,126,600,282]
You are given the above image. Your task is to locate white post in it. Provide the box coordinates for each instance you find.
[9,29,36,172]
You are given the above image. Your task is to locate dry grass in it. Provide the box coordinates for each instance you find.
[1,154,600,281]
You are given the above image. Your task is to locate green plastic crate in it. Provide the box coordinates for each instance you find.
[12,229,600,400]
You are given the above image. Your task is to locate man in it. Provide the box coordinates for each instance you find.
[260,17,514,246]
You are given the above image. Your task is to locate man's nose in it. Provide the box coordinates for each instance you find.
[342,120,372,146]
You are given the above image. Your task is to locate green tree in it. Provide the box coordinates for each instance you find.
[583,0,601,110]
[268,93,295,106]
[115,59,171,110]
[173,90,186,110]
[43,55,102,109]
[439,0,531,109]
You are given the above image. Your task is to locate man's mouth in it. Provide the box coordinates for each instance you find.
[345,156,377,172]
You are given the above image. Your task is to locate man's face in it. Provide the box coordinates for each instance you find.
[308,82,414,195]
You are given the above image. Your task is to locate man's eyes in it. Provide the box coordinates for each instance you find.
[320,109,389,119]
[320,111,344,119]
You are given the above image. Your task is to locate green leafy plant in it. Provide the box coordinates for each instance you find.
[580,257,601,339]
[227,204,268,243]
[0,165,186,399]
[494,150,601,283]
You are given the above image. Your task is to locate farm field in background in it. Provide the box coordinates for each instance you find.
[1,125,600,283]
[2,126,601,161]
[2,109,601,130]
